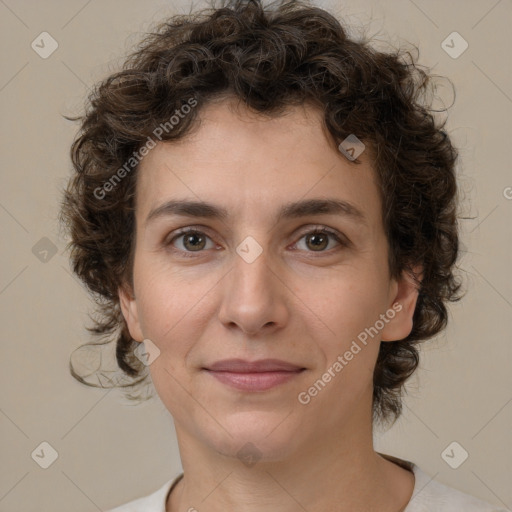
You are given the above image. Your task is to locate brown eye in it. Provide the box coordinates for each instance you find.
[294,227,346,253]
[167,228,215,256]
[305,231,329,251]
[181,231,207,251]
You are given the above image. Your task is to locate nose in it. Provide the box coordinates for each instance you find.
[217,242,289,337]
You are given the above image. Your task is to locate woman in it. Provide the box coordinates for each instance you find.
[59,1,509,510]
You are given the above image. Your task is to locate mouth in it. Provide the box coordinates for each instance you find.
[202,359,306,392]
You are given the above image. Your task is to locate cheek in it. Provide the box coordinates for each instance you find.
[134,268,208,408]
[305,277,385,406]
[134,260,209,340]
[304,265,390,403]
[313,265,388,343]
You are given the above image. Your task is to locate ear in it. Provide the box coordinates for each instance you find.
[118,282,144,342]
[381,265,423,342]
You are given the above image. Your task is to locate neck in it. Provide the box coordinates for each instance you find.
[167,399,414,512]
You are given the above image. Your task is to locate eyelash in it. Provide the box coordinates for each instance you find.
[164,225,348,258]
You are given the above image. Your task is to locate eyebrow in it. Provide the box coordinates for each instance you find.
[145,198,367,227]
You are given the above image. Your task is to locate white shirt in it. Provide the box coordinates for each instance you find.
[105,458,510,512]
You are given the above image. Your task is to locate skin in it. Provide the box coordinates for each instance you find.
[119,96,421,512]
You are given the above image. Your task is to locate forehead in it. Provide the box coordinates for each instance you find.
[135,98,382,228]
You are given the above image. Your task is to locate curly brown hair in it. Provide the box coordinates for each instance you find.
[58,0,463,425]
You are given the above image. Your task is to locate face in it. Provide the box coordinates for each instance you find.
[119,97,419,462]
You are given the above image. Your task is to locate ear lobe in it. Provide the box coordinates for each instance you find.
[118,283,144,342]
[381,265,423,342]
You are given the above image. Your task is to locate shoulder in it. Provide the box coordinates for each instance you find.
[405,465,510,512]
[103,474,183,512]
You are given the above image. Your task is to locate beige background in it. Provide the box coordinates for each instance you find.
[0,0,511,511]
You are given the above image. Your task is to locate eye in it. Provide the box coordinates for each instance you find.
[165,227,216,257]
[292,226,346,253]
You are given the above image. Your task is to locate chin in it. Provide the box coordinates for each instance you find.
[199,410,305,464]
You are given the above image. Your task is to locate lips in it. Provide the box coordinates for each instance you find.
[204,358,305,372]
[203,359,306,391]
